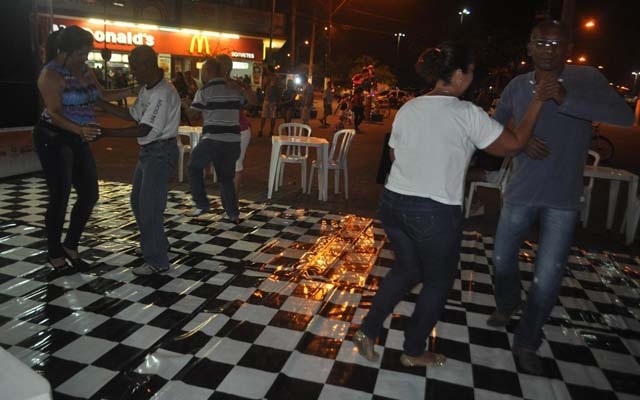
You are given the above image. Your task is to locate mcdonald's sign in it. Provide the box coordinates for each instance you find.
[189,35,211,55]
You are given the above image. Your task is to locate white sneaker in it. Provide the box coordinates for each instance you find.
[187,208,208,217]
[132,263,169,276]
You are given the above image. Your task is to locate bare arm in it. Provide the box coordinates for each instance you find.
[95,99,136,121]
[88,69,139,102]
[38,68,101,141]
[101,123,152,138]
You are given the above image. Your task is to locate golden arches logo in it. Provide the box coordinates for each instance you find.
[189,35,211,55]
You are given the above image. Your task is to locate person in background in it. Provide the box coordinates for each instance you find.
[351,88,365,132]
[97,45,180,276]
[280,79,296,123]
[320,80,333,128]
[487,20,634,375]
[35,26,136,270]
[353,41,545,367]
[186,58,247,223]
[214,53,256,196]
[301,75,314,124]
[258,65,279,136]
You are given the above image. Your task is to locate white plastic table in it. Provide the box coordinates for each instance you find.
[178,125,202,148]
[268,135,330,201]
[0,347,52,400]
[583,165,639,244]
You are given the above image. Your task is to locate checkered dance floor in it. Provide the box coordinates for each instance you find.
[0,176,639,399]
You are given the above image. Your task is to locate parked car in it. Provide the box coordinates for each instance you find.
[375,89,412,108]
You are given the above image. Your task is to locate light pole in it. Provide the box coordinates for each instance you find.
[394,32,405,58]
[633,72,639,94]
[458,8,470,24]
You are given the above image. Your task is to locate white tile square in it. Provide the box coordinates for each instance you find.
[54,336,117,364]
[106,283,155,302]
[115,302,166,324]
[181,313,229,337]
[282,351,335,383]
[135,349,193,380]
[0,320,47,345]
[591,349,640,374]
[318,384,373,400]
[427,357,474,387]
[0,278,45,297]
[49,273,97,290]
[196,337,251,364]
[55,365,118,399]
[0,246,44,261]
[48,290,102,310]
[150,381,214,400]
[159,278,203,295]
[374,369,425,400]
[216,366,278,399]
[207,272,235,286]
[192,243,226,255]
[434,321,469,343]
[0,298,43,319]
[556,360,612,390]
[255,326,304,351]
[0,261,46,278]
[474,388,522,400]
[307,315,350,339]
[469,344,517,371]
[335,340,382,368]
[281,296,322,316]
[52,311,109,335]
[258,278,296,296]
[518,373,572,400]
[231,303,278,325]
[122,325,169,349]
[216,285,256,302]
[170,295,205,314]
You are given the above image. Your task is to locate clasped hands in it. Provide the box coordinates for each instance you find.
[80,124,102,142]
[524,75,566,159]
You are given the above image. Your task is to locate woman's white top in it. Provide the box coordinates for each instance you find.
[385,95,503,205]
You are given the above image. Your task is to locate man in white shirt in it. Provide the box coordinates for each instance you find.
[98,45,180,276]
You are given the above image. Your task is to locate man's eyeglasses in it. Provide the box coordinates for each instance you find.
[531,39,563,48]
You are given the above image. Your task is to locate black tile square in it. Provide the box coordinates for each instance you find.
[317,303,356,321]
[90,371,167,400]
[34,355,86,388]
[161,330,212,354]
[218,248,251,260]
[93,343,145,371]
[565,383,617,400]
[139,290,185,308]
[468,326,511,350]
[227,320,265,343]
[148,309,190,330]
[379,347,425,376]
[229,274,262,288]
[207,237,236,247]
[326,360,378,393]
[430,336,471,363]
[439,307,467,325]
[548,341,598,365]
[131,274,174,289]
[247,290,288,309]
[238,344,290,372]
[18,328,81,354]
[77,277,124,295]
[602,369,640,394]
[296,333,341,359]
[265,373,323,400]
[269,311,313,331]
[175,358,234,390]
[190,283,225,300]
[472,364,521,397]
[89,318,144,342]
[84,297,135,317]
[425,378,475,400]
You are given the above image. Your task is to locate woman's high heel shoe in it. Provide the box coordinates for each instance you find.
[62,247,90,269]
[353,330,380,361]
[400,351,446,368]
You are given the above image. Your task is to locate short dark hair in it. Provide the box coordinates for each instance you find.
[56,25,94,54]
[415,41,474,85]
[530,19,570,41]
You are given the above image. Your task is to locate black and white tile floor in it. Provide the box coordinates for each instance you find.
[0,176,639,399]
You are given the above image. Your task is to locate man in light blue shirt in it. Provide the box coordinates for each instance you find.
[488,20,634,375]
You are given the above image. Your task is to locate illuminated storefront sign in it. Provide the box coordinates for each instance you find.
[45,16,264,61]
[189,35,211,55]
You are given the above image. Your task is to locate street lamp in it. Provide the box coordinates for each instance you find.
[458,8,470,24]
[394,32,405,58]
[633,72,639,93]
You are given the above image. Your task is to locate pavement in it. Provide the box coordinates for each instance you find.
[92,96,640,257]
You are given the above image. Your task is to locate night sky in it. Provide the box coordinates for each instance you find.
[284,0,640,89]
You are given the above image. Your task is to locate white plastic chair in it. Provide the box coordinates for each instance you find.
[275,122,312,192]
[177,133,191,182]
[580,150,600,228]
[307,129,356,199]
[464,157,512,218]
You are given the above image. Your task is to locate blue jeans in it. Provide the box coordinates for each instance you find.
[131,140,178,269]
[188,139,240,220]
[492,203,578,351]
[361,189,462,356]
